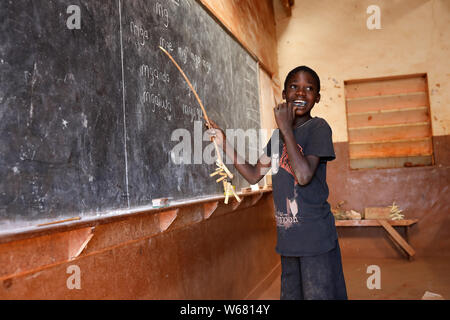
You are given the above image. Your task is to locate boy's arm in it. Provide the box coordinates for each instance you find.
[222,136,272,185]
[274,103,320,185]
[206,120,271,185]
[281,130,320,185]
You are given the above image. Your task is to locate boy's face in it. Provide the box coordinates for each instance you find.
[282,71,320,117]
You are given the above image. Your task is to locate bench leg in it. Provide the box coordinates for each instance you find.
[377,219,415,260]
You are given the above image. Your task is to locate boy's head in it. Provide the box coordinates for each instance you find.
[283,66,320,93]
[282,66,321,116]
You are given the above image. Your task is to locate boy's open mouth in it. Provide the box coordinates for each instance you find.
[292,100,307,107]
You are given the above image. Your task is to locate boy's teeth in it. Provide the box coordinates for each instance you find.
[293,100,307,106]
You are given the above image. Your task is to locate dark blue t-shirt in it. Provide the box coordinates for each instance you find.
[264,117,338,256]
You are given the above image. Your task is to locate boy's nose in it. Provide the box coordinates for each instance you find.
[296,88,306,97]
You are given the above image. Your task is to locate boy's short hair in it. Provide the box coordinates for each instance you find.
[284,66,321,93]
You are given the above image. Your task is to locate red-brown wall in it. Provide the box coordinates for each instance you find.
[200,0,278,75]
[328,135,450,258]
[0,193,279,299]
[273,0,450,260]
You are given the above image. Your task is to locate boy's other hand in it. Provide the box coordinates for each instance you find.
[204,118,225,147]
[274,102,296,133]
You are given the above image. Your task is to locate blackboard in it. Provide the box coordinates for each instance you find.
[0,0,261,229]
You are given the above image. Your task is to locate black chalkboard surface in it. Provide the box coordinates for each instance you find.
[0,0,260,229]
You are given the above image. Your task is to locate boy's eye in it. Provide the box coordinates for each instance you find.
[306,87,313,91]
[290,84,297,89]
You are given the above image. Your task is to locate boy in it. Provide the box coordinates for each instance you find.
[206,66,347,300]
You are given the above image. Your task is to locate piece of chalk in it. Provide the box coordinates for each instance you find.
[152,198,170,208]
[216,175,227,183]
[232,189,241,202]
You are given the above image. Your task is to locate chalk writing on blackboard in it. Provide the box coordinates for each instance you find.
[155,2,169,28]
[130,20,149,47]
[0,0,260,229]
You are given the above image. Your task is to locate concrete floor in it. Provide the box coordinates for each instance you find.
[257,256,450,300]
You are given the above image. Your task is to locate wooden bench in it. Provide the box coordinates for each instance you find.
[335,219,419,260]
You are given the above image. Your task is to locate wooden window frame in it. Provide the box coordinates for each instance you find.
[344,73,434,170]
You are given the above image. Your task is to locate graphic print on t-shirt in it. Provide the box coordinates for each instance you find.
[275,143,304,229]
[276,182,299,229]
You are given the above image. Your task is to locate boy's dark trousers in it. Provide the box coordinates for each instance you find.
[280,239,348,300]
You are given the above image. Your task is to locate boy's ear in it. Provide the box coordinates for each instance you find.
[315,93,321,103]
[282,90,286,101]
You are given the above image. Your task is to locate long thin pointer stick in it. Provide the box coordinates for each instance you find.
[159,46,226,166]
[159,46,238,201]
[159,46,210,125]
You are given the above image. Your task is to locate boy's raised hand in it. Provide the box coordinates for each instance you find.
[274,101,298,133]
[204,118,226,147]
